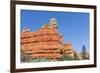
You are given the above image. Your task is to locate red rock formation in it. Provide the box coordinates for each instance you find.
[21,27,63,59]
[63,43,74,58]
[21,18,74,60]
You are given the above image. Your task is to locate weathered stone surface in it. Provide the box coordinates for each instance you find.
[21,18,74,60]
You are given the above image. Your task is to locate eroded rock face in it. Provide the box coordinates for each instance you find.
[21,18,74,60]
[21,28,63,59]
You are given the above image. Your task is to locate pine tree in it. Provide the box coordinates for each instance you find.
[81,45,88,60]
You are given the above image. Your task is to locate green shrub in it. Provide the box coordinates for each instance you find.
[59,54,73,61]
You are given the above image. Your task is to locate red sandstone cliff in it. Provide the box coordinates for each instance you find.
[21,18,74,60]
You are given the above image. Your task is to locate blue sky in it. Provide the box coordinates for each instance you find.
[21,10,90,52]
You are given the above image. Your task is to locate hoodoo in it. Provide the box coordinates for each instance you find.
[21,18,74,60]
